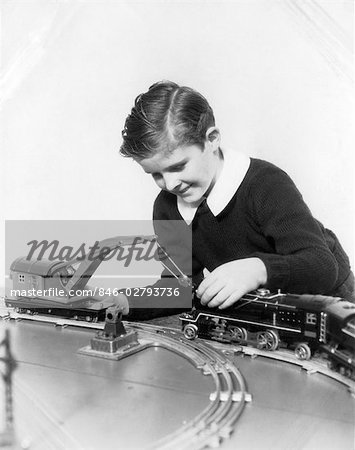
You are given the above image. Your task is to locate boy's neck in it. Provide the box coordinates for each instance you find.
[204,147,224,199]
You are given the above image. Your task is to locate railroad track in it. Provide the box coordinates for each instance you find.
[127,326,251,450]
[2,305,354,392]
[0,306,251,449]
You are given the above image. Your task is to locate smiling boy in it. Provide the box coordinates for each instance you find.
[119,81,354,317]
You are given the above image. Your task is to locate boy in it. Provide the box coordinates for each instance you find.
[119,80,354,318]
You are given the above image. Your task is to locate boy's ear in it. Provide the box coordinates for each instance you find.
[205,127,220,149]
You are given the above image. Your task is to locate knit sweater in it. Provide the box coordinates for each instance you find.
[153,158,351,295]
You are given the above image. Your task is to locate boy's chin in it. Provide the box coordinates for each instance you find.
[179,192,203,204]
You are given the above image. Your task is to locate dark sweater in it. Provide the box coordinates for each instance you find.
[154,158,351,294]
[127,158,352,319]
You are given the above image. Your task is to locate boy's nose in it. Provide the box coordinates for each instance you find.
[163,174,180,192]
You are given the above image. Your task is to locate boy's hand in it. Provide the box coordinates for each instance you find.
[85,284,130,315]
[111,292,130,316]
[196,258,267,309]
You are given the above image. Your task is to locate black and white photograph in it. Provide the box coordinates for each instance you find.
[1,1,354,449]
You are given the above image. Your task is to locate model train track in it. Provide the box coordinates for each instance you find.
[129,326,251,450]
[0,306,250,449]
[2,305,355,391]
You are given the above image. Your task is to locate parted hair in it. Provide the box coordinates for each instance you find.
[120,81,215,159]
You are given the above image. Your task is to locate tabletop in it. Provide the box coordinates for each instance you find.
[0,313,354,450]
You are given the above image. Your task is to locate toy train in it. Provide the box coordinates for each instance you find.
[5,236,159,322]
[180,289,355,379]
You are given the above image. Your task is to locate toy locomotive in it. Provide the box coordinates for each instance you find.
[180,289,355,379]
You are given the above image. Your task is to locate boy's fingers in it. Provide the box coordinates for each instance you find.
[200,281,223,304]
[218,292,241,309]
[196,273,215,298]
[206,287,231,308]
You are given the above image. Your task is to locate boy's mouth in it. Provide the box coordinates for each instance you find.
[176,185,192,195]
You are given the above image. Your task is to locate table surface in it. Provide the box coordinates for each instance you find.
[0,315,354,450]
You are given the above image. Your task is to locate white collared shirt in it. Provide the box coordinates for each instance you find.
[177,148,251,224]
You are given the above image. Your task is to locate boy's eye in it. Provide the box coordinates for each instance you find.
[151,163,186,180]
[170,164,186,172]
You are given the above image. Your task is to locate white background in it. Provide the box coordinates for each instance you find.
[1,0,354,278]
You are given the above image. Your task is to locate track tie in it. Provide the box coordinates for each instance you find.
[209,390,252,402]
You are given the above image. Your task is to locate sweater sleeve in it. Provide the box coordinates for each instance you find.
[248,166,339,294]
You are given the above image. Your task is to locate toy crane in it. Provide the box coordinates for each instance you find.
[0,330,17,448]
[7,234,192,322]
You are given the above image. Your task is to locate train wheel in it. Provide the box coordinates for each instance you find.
[339,367,353,378]
[295,342,311,360]
[228,326,247,343]
[327,360,335,371]
[256,330,279,351]
[345,368,353,379]
[183,324,198,340]
[338,366,352,377]
[339,366,346,376]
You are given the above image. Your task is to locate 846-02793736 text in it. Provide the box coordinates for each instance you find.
[121,287,180,297]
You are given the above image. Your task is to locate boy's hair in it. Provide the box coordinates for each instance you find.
[120,81,215,159]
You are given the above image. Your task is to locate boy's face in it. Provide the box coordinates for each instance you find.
[136,136,222,204]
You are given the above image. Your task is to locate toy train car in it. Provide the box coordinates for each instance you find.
[5,257,114,322]
[319,301,355,378]
[5,235,166,322]
[180,289,355,378]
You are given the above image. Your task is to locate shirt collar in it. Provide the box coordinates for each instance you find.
[177,148,250,224]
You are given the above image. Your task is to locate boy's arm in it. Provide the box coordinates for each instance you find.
[248,167,342,294]
[198,166,349,309]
